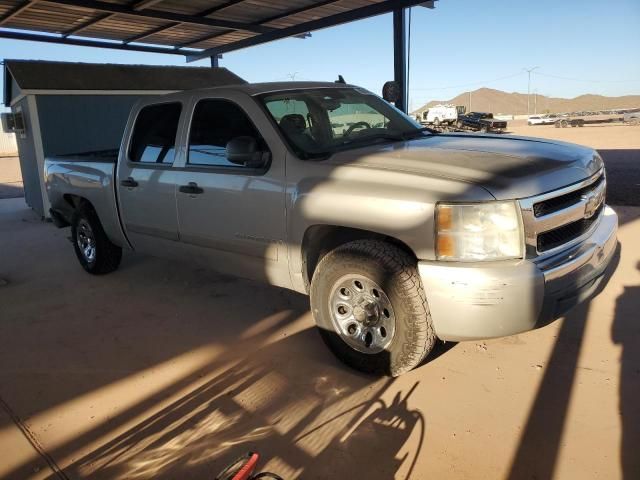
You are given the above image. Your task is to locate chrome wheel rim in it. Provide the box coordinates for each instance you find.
[77,219,96,263]
[328,274,396,354]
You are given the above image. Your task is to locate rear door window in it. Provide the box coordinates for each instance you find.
[129,103,182,164]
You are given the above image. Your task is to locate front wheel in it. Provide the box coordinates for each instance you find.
[480,125,489,133]
[71,203,122,275]
[310,240,436,376]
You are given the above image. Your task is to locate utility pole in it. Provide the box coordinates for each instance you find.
[524,66,539,116]
[468,91,471,112]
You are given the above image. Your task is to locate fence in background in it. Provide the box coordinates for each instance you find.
[0,131,18,157]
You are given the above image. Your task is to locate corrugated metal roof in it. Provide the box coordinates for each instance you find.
[4,59,246,104]
[0,1,433,60]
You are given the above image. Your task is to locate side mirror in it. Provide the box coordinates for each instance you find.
[226,136,268,168]
[382,81,400,103]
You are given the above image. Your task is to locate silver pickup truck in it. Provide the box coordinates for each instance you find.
[45,82,618,376]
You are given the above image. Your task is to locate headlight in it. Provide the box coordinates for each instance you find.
[435,201,523,261]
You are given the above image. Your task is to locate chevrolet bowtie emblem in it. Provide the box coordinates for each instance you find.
[583,186,604,219]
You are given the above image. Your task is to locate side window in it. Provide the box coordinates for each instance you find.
[188,99,264,168]
[129,103,181,164]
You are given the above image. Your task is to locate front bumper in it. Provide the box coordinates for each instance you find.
[418,206,618,341]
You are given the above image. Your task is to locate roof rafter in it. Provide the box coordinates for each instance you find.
[187,0,431,61]
[124,0,247,45]
[179,0,341,49]
[40,0,273,34]
[0,0,39,26]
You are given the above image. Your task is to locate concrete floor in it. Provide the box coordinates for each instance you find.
[0,157,23,199]
[0,196,639,480]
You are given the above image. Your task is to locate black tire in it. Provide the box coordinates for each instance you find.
[71,203,122,275]
[310,240,435,376]
[480,125,489,133]
[456,120,463,129]
[434,118,440,126]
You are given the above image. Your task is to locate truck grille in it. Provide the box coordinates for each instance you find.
[520,170,606,257]
[537,203,604,252]
[533,174,605,217]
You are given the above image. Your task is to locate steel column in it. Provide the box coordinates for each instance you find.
[393,8,407,113]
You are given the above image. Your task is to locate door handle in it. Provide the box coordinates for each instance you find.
[120,177,138,188]
[179,182,204,195]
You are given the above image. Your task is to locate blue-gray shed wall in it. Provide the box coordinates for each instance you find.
[12,97,43,215]
[35,95,140,156]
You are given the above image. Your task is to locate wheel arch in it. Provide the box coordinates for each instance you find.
[301,224,417,292]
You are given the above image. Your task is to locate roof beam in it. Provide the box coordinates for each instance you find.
[125,0,249,45]
[63,13,113,36]
[179,0,340,49]
[0,29,190,54]
[41,0,273,34]
[63,0,164,37]
[187,0,432,61]
[0,1,38,26]
[132,0,165,10]
[124,0,247,45]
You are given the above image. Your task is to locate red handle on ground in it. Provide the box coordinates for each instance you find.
[232,452,260,480]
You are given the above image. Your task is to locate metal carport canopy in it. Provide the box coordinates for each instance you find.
[0,0,437,111]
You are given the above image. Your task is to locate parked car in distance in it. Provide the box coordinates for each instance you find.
[528,114,557,126]
[623,111,640,125]
[45,82,617,376]
[456,111,507,132]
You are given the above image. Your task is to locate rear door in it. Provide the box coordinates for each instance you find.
[116,101,183,255]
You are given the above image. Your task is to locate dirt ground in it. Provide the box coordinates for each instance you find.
[508,121,640,206]
[0,123,639,480]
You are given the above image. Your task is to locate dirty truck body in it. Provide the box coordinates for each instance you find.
[45,82,618,376]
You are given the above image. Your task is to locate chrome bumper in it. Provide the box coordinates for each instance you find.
[418,206,618,341]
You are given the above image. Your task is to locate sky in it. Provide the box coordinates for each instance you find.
[1,0,639,111]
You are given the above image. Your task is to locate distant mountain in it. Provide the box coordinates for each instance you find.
[412,87,640,116]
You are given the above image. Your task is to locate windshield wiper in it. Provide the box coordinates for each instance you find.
[340,128,435,147]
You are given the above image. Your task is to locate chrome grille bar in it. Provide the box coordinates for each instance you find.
[519,169,605,258]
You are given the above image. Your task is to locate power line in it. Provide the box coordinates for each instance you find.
[410,71,525,91]
[533,72,640,84]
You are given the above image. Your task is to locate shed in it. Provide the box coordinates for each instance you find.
[2,59,245,218]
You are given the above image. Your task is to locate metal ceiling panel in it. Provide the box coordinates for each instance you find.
[0,0,436,58]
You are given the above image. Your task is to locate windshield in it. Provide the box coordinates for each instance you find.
[258,87,429,159]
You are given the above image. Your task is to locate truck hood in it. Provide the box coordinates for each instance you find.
[325,133,602,199]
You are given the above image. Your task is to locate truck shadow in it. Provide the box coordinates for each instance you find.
[596,149,640,207]
[611,261,640,479]
[43,327,426,480]
[507,243,621,480]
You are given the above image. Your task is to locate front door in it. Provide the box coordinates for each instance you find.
[174,97,288,287]
[116,101,182,256]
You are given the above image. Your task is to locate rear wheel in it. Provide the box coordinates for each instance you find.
[310,240,435,376]
[480,125,489,133]
[434,118,441,126]
[456,120,463,129]
[71,203,122,275]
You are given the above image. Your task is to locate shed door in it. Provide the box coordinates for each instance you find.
[116,102,181,255]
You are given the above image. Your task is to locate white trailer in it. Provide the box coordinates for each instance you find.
[417,104,464,126]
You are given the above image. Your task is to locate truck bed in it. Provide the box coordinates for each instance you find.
[45,151,128,248]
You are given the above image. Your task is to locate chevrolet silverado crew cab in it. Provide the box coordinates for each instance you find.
[45,82,617,376]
